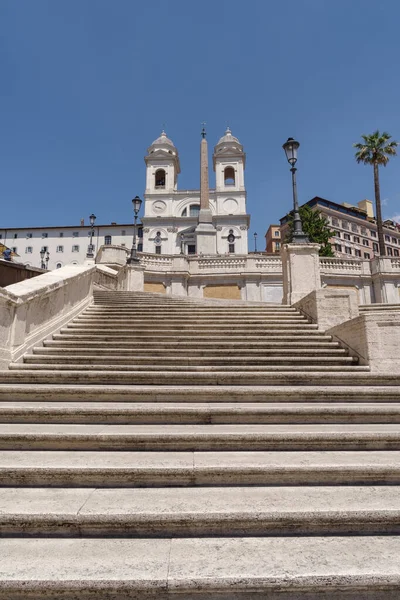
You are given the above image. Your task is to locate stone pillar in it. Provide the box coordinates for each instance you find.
[195,131,216,255]
[371,257,400,304]
[126,264,145,292]
[281,243,321,305]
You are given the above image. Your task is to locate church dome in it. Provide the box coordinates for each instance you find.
[216,127,240,146]
[150,130,176,149]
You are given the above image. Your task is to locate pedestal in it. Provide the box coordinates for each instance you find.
[282,243,321,305]
[126,264,145,292]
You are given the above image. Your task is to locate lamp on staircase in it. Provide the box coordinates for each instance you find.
[127,195,143,264]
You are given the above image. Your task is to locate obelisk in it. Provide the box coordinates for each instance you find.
[195,125,216,254]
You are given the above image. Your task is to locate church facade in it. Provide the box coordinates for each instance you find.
[142,128,250,255]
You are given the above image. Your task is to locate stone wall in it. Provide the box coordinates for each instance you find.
[0,261,43,288]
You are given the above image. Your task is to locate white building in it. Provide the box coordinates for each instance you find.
[142,128,249,255]
[0,128,250,270]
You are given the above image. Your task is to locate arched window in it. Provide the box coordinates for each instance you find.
[56,263,62,269]
[155,169,166,188]
[181,204,200,217]
[224,167,235,186]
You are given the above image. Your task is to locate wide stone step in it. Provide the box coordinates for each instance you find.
[1,485,400,537]
[62,324,320,333]
[0,423,399,451]
[1,384,398,402]
[74,316,309,325]
[2,535,400,600]
[1,369,376,385]
[55,331,327,340]
[68,321,312,330]
[32,341,347,362]
[0,402,399,423]
[19,357,359,368]
[44,339,340,348]
[2,449,400,486]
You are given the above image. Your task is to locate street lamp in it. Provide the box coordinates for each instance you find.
[87,213,96,258]
[40,249,50,270]
[282,137,308,244]
[254,232,258,253]
[127,195,143,264]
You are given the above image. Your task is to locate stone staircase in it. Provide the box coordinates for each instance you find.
[0,290,400,599]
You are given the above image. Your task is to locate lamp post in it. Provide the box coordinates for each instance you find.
[40,249,50,270]
[127,195,142,264]
[87,213,96,258]
[282,137,308,244]
[254,232,258,253]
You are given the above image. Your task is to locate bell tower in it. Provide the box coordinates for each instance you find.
[144,131,180,194]
[213,127,245,192]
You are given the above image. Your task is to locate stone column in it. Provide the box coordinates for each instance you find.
[281,243,321,305]
[371,257,400,304]
[126,264,145,292]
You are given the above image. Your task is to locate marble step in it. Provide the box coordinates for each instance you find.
[0,369,377,385]
[1,486,400,537]
[0,423,399,451]
[55,331,328,340]
[1,384,398,402]
[2,449,400,486]
[4,535,399,600]
[44,339,341,348]
[12,363,364,372]
[32,347,348,357]
[23,355,356,366]
[64,322,319,331]
[1,402,400,424]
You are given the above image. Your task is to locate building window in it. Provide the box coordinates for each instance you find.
[275,242,281,251]
[363,239,369,246]
[373,242,379,252]
[227,229,235,253]
[355,249,361,257]
[13,233,18,239]
[25,246,32,254]
[343,233,350,241]
[332,218,339,227]
[224,166,235,186]
[335,244,342,252]
[59,232,64,238]
[392,238,397,244]
[342,220,349,230]
[361,227,367,235]
[364,252,370,259]
[385,235,390,242]
[138,243,143,252]
[11,247,17,253]
[370,231,377,238]
[41,246,48,252]
[26,233,32,238]
[72,245,79,252]
[345,246,352,255]
[121,230,126,236]
[57,246,64,253]
[155,245,161,254]
[387,247,393,256]
[353,236,360,243]
[155,169,166,188]
[0,235,2,239]
[138,227,143,239]
[73,232,79,237]
[56,263,62,269]
[104,235,112,245]
[188,244,196,254]
[334,231,341,238]
[42,233,48,238]
[274,231,280,237]
[394,248,399,257]
[351,223,358,233]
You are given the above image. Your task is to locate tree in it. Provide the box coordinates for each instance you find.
[353,131,398,256]
[285,205,335,256]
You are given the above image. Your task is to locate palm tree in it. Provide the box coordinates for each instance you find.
[354,131,398,256]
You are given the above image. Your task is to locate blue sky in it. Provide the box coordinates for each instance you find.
[1,0,400,248]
